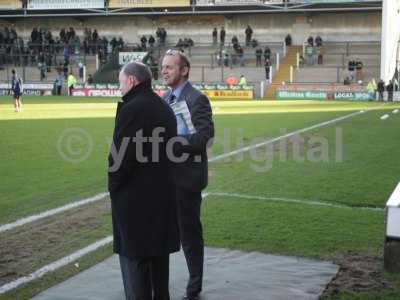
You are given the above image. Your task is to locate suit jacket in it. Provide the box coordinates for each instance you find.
[164,82,214,192]
[108,80,180,259]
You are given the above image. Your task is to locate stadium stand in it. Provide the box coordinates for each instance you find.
[0,1,388,99]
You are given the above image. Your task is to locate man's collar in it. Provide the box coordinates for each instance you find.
[171,80,188,98]
[122,79,152,102]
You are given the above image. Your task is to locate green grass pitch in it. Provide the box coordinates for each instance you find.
[1,96,400,299]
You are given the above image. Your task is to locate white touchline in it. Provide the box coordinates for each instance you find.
[0,236,113,294]
[209,110,366,163]
[207,192,384,212]
[0,109,372,233]
[0,193,109,234]
[0,193,211,293]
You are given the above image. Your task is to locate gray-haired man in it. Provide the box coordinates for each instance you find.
[108,62,180,300]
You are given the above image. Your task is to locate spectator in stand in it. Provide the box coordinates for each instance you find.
[39,61,46,81]
[215,49,222,66]
[307,36,314,47]
[356,60,363,81]
[317,46,323,65]
[223,49,230,67]
[231,35,238,46]
[285,34,292,47]
[255,47,262,67]
[343,76,351,85]
[265,58,271,80]
[55,70,64,95]
[387,80,394,102]
[348,60,356,81]
[245,25,253,46]
[377,79,385,101]
[156,28,160,42]
[263,46,271,62]
[63,44,70,66]
[87,74,94,84]
[212,27,217,45]
[140,35,147,50]
[238,45,245,66]
[78,60,84,79]
[92,29,98,43]
[60,28,66,43]
[110,37,118,53]
[161,28,167,45]
[315,36,323,47]
[220,26,226,46]
[118,37,124,51]
[148,35,155,48]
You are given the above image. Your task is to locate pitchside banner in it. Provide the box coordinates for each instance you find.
[72,83,254,99]
[27,0,105,10]
[0,83,53,95]
[119,52,148,66]
[276,84,375,101]
[108,0,190,8]
[0,0,21,9]
[276,91,374,101]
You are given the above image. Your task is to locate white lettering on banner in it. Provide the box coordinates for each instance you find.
[0,83,53,90]
[119,52,148,66]
[72,90,86,97]
[27,0,105,10]
[88,89,122,97]
[335,92,353,99]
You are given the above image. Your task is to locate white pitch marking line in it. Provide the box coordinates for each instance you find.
[207,192,384,212]
[0,192,109,234]
[0,109,370,233]
[209,110,366,163]
[0,193,211,293]
[0,236,113,294]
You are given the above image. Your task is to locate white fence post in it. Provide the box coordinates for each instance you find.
[261,80,265,99]
[96,54,99,71]
[277,52,280,71]
[283,41,287,57]
[83,66,86,84]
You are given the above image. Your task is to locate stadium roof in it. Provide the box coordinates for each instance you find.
[0,1,382,18]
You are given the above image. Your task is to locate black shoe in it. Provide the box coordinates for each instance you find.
[182,295,200,300]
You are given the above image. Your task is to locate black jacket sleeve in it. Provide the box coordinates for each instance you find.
[108,103,145,193]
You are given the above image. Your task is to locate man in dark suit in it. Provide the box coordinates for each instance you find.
[161,50,214,300]
[108,62,180,300]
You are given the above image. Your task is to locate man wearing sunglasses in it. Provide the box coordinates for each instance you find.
[162,50,214,300]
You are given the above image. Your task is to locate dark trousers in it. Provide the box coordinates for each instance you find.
[119,255,170,300]
[388,92,393,102]
[379,91,384,101]
[176,188,204,297]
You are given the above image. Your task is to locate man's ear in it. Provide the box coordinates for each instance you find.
[130,75,139,87]
[181,66,189,78]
